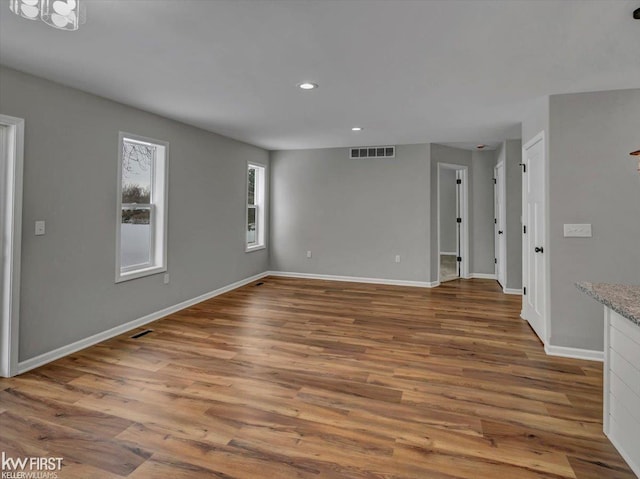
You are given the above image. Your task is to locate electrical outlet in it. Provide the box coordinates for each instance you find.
[163,273,170,284]
[306,251,312,258]
[395,255,401,263]
[35,220,45,236]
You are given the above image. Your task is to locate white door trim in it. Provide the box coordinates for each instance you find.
[437,163,470,281]
[521,131,550,345]
[0,114,24,378]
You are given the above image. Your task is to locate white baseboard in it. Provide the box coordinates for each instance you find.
[266,271,440,288]
[504,288,523,295]
[17,271,269,375]
[471,273,497,280]
[544,344,604,362]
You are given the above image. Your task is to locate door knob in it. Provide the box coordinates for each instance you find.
[534,246,544,253]
[498,230,504,235]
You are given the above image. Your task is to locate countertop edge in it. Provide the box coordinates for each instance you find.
[576,281,640,328]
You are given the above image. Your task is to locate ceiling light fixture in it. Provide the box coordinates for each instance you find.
[8,0,85,31]
[298,82,318,90]
[476,144,486,149]
[351,127,363,132]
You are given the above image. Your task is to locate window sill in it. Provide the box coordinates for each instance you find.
[116,265,166,283]
[245,244,266,253]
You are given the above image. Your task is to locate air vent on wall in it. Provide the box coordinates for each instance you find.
[350,146,395,159]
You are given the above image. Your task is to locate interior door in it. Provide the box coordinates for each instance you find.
[0,126,6,375]
[494,163,506,287]
[455,170,461,277]
[522,135,546,343]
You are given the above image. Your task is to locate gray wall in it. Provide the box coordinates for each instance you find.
[269,144,431,282]
[439,168,457,253]
[522,96,550,146]
[547,89,640,350]
[494,140,523,290]
[471,150,496,276]
[504,140,523,290]
[0,67,269,361]
[430,144,472,281]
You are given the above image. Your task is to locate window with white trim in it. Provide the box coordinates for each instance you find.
[116,133,168,282]
[246,163,266,251]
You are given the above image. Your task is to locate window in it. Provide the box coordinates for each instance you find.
[246,162,266,251]
[116,133,168,282]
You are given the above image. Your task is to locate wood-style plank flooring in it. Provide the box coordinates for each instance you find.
[0,277,634,478]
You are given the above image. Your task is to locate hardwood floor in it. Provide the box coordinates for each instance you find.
[0,277,634,478]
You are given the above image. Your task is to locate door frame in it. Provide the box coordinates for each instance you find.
[437,163,469,282]
[0,114,24,378]
[494,161,507,288]
[521,131,550,344]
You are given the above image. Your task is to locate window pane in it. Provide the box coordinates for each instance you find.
[248,167,256,205]
[247,206,256,244]
[122,141,154,203]
[121,206,152,268]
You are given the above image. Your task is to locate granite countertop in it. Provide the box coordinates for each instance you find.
[576,282,640,327]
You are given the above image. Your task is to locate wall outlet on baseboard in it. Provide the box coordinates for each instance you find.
[395,255,401,263]
[306,251,312,258]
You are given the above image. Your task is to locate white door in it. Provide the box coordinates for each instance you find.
[494,163,506,287]
[522,134,546,343]
[0,126,7,375]
[455,170,462,277]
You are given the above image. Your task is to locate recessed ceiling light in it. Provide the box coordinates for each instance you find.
[351,127,363,132]
[298,82,318,90]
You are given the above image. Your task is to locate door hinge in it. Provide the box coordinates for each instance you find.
[494,218,497,224]
[493,178,497,184]
[456,256,462,262]
[523,225,527,234]
[456,179,462,184]
[494,258,497,264]
[523,287,526,295]
[456,217,462,223]
[519,163,527,173]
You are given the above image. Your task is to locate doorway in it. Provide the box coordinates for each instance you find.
[437,164,469,283]
[522,132,547,344]
[494,161,506,288]
[0,115,25,378]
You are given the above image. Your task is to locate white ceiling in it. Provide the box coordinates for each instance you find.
[1,0,639,150]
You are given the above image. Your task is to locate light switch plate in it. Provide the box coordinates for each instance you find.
[35,220,45,236]
[563,224,592,237]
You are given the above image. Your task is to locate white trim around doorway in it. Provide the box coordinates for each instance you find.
[437,163,470,283]
[0,114,25,378]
